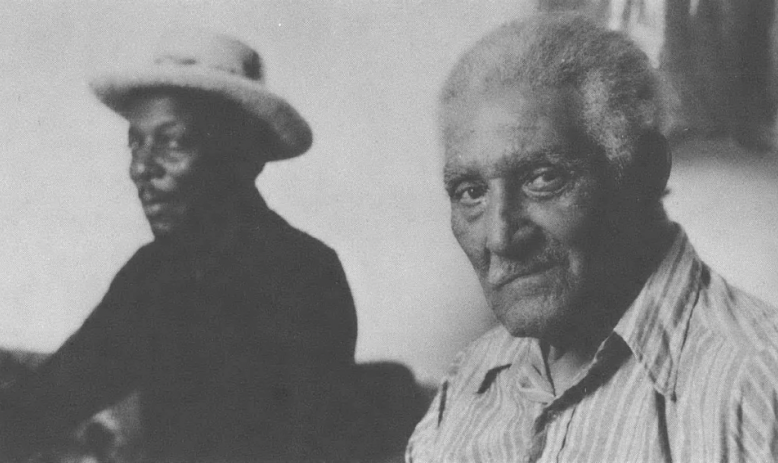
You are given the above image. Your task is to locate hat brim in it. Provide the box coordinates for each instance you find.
[89,67,313,161]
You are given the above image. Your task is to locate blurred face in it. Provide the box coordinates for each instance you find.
[126,93,219,238]
[444,87,613,340]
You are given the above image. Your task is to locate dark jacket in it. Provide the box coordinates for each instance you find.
[0,192,357,462]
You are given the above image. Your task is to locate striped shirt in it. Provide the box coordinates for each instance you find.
[406,226,778,462]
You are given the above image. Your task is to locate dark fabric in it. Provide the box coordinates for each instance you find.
[0,191,357,462]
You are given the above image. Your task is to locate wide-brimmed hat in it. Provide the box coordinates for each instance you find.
[90,29,312,161]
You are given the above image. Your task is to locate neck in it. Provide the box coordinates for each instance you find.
[162,185,260,252]
[543,217,675,392]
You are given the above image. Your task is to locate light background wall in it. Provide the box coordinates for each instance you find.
[1,0,776,383]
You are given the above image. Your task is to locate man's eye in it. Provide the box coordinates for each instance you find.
[524,168,568,194]
[159,134,184,151]
[453,184,487,205]
[166,138,182,150]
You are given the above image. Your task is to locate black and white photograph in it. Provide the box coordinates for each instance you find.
[1,1,777,462]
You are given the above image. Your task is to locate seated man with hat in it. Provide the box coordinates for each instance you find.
[0,30,357,462]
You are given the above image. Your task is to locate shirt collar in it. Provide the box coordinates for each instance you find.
[472,328,530,394]
[474,225,703,400]
[612,224,703,400]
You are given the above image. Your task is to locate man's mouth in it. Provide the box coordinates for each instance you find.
[143,201,168,215]
[487,259,559,288]
[139,189,173,214]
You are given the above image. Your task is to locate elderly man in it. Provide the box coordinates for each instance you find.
[0,31,357,462]
[407,14,778,462]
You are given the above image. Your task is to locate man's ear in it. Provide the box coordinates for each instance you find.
[629,129,671,203]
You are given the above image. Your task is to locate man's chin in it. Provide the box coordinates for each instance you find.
[497,312,572,342]
[147,219,179,239]
[488,292,576,341]
[483,266,581,336]
[497,316,547,339]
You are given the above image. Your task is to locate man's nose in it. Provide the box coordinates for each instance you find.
[484,182,533,255]
[129,147,162,183]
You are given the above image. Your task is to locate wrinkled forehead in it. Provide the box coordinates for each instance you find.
[441,86,588,172]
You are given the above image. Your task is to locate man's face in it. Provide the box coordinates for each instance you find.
[126,93,218,238]
[445,87,614,340]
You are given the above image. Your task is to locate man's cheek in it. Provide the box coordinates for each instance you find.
[452,219,487,270]
[538,204,587,242]
[450,213,470,251]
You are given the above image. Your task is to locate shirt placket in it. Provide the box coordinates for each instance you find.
[519,336,630,463]
[523,382,581,463]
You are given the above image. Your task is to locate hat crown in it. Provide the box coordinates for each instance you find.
[152,30,264,82]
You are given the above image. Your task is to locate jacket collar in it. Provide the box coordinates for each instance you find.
[152,187,278,259]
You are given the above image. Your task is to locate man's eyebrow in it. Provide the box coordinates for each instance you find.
[443,146,584,189]
[128,120,188,137]
[492,147,582,172]
[443,164,480,193]
[155,120,189,133]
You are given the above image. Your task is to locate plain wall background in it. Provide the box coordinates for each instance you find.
[1,0,776,383]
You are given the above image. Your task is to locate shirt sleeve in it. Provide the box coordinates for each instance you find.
[724,349,778,462]
[0,248,150,457]
[405,350,468,463]
[405,379,447,463]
